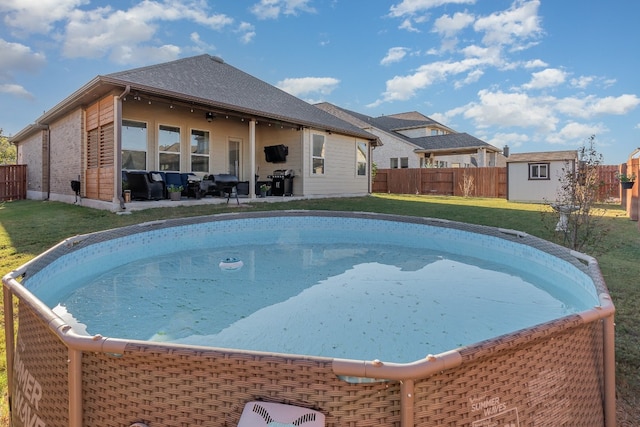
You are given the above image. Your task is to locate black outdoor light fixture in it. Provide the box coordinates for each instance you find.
[206,112,215,122]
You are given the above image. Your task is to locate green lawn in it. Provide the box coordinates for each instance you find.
[1,195,638,424]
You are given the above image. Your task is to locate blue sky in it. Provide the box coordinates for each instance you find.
[1,0,639,164]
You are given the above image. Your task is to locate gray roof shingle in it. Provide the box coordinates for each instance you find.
[104,55,375,140]
[315,102,498,152]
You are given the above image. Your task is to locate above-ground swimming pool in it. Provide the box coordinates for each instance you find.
[3,211,615,427]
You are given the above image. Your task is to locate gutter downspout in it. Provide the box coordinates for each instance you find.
[116,85,130,211]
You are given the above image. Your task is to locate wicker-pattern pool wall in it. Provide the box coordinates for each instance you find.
[3,211,615,427]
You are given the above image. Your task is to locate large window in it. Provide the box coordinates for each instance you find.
[312,134,325,174]
[159,125,181,171]
[122,120,147,170]
[191,129,210,172]
[529,162,549,180]
[356,141,367,176]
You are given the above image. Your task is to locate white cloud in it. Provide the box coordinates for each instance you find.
[590,94,640,115]
[554,94,640,119]
[0,83,34,99]
[0,0,87,34]
[546,122,607,144]
[462,89,559,132]
[522,68,567,90]
[276,77,340,97]
[474,0,542,47]
[60,1,233,62]
[389,0,475,18]
[488,132,529,149]
[432,11,475,37]
[523,59,547,68]
[0,39,46,79]
[381,47,409,65]
[250,0,316,20]
[372,54,497,104]
[570,75,594,89]
[189,32,216,54]
[237,22,256,44]
[454,68,483,88]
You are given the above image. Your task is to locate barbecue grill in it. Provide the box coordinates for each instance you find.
[213,174,239,204]
[267,169,294,196]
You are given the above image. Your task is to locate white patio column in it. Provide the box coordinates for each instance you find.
[249,119,256,199]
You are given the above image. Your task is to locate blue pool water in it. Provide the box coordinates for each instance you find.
[25,214,599,363]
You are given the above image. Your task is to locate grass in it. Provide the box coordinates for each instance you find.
[1,195,639,424]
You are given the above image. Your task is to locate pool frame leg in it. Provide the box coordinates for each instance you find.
[69,349,83,427]
[400,379,414,427]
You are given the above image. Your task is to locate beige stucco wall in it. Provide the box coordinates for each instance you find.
[507,160,568,202]
[122,102,305,186]
[122,101,370,198]
[16,130,46,200]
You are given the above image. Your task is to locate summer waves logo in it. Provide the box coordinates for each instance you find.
[13,340,46,427]
[468,395,520,427]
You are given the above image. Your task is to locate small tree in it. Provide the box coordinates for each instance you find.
[459,169,475,197]
[0,128,17,164]
[551,135,607,252]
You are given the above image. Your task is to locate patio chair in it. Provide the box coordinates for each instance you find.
[125,171,164,200]
[237,401,325,427]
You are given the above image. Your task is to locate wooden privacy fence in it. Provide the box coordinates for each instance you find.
[373,167,507,198]
[373,166,622,200]
[0,164,27,201]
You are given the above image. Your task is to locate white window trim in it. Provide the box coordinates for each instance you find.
[311,134,325,175]
[158,124,182,172]
[190,128,210,173]
[356,141,367,177]
[121,119,148,171]
[528,162,550,180]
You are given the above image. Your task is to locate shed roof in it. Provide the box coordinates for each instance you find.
[506,150,578,163]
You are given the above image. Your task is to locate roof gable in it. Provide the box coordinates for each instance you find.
[315,102,498,152]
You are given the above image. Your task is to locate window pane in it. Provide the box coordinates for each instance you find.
[191,155,208,172]
[191,130,209,155]
[122,120,147,151]
[313,158,324,174]
[159,153,180,171]
[159,125,180,152]
[122,150,146,170]
[400,157,409,168]
[357,142,367,176]
[312,135,325,157]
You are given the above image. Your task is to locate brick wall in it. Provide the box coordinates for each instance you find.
[49,109,83,196]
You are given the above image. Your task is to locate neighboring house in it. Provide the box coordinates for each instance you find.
[506,150,578,203]
[315,103,504,169]
[10,55,379,211]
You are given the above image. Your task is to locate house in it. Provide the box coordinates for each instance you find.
[506,150,578,203]
[9,55,379,211]
[315,103,504,169]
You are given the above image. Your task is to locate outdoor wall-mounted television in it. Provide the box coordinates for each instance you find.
[264,144,288,163]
